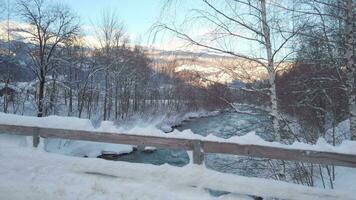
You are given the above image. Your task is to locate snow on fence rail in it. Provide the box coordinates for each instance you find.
[1,123,356,168]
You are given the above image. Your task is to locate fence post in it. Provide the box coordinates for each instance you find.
[33,127,40,148]
[193,140,204,165]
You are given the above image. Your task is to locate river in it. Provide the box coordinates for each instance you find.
[116,105,273,178]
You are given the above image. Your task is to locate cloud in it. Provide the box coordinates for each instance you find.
[0,20,32,41]
[149,26,215,52]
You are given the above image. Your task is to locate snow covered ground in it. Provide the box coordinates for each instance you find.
[1,112,356,199]
[0,112,356,199]
[0,137,355,200]
[0,109,221,158]
[1,112,356,156]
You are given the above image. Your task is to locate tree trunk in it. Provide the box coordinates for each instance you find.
[115,79,119,120]
[38,77,45,117]
[345,0,356,139]
[78,91,84,118]
[103,71,108,120]
[261,0,280,141]
[50,76,57,115]
[3,79,9,113]
[68,67,73,116]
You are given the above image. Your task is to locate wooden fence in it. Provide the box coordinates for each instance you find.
[1,123,356,168]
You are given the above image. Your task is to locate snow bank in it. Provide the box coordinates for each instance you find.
[141,109,221,132]
[96,109,220,133]
[0,141,354,200]
[1,112,356,156]
[325,119,351,142]
[0,113,133,157]
[45,139,133,158]
[0,112,95,130]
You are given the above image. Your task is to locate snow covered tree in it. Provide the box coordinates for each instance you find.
[289,0,355,139]
[155,0,303,141]
[15,0,79,117]
[94,10,126,120]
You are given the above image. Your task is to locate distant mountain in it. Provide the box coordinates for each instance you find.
[0,29,291,86]
[0,40,34,82]
[145,49,286,85]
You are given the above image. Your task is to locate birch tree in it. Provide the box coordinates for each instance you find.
[344,0,356,139]
[155,0,302,140]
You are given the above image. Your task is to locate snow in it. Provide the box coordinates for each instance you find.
[0,139,354,200]
[0,113,133,157]
[155,109,221,132]
[175,64,222,73]
[0,81,36,92]
[144,146,157,151]
[325,119,351,142]
[45,139,133,158]
[1,113,356,199]
[0,112,94,130]
[1,112,356,156]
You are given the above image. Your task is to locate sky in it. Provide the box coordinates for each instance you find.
[1,0,205,50]
[59,0,171,47]
[2,0,293,58]
[56,0,208,50]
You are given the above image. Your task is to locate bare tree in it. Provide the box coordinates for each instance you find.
[2,0,12,113]
[15,0,79,117]
[285,0,355,139]
[94,9,126,120]
[154,0,303,140]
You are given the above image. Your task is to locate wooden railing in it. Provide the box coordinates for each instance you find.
[1,123,356,168]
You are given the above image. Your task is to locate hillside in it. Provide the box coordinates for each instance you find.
[146,49,292,85]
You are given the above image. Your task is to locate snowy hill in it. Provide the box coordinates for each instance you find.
[147,49,292,85]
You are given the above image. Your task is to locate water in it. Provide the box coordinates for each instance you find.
[176,109,271,139]
[114,106,272,197]
[116,105,272,174]
[117,149,189,167]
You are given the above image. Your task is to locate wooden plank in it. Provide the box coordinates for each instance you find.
[0,124,194,150]
[38,127,195,150]
[33,127,40,148]
[0,124,36,136]
[193,140,204,165]
[202,141,356,168]
[1,124,356,168]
